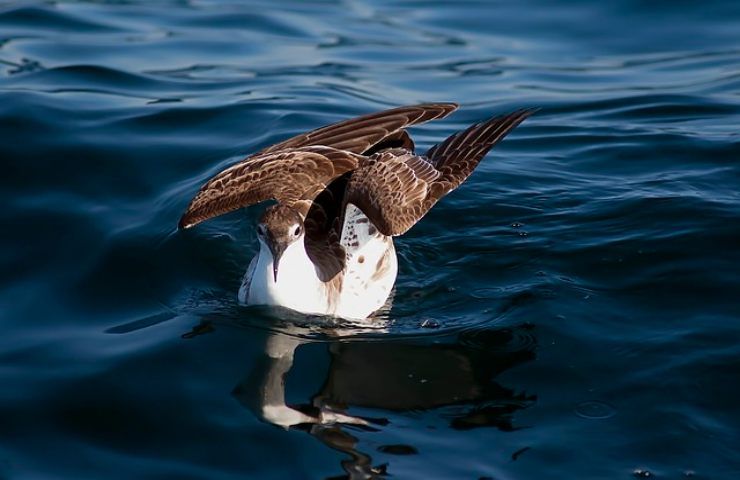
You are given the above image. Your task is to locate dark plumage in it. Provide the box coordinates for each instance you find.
[178,103,458,229]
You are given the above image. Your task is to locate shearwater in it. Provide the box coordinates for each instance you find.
[179,103,535,319]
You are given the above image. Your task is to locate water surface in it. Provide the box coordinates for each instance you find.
[2,1,740,478]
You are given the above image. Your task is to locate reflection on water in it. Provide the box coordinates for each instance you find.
[224,322,536,478]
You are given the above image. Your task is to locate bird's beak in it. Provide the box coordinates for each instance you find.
[268,240,286,283]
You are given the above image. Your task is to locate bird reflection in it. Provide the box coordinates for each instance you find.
[228,323,537,479]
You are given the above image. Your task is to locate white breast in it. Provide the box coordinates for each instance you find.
[238,205,398,320]
[239,237,329,315]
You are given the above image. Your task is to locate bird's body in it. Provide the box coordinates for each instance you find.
[179,103,534,320]
[238,215,397,319]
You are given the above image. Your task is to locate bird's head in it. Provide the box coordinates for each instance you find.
[257,204,305,282]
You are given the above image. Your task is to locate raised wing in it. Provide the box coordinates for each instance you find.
[343,108,537,236]
[178,147,360,229]
[258,103,458,155]
[178,103,459,229]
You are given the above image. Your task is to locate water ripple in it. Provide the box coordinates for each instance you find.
[2,0,740,479]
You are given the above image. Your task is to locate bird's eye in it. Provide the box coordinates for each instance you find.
[293,225,302,236]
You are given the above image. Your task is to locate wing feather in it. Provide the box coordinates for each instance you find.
[178,103,459,229]
[259,103,458,155]
[343,109,537,236]
[178,147,360,229]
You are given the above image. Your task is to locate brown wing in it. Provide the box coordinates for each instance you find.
[425,108,537,196]
[258,103,458,155]
[178,146,361,229]
[343,109,537,236]
[179,103,458,229]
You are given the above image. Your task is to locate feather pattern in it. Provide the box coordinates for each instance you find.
[343,108,537,236]
[178,103,459,230]
[178,146,361,229]
[258,103,457,155]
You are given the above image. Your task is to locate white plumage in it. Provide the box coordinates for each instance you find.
[239,205,397,320]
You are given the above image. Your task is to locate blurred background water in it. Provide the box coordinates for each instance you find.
[1,0,740,478]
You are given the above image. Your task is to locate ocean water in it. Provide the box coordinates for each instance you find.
[2,0,740,478]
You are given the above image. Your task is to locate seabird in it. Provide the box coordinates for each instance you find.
[179,103,535,319]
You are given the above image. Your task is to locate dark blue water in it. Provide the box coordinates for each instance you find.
[2,1,740,478]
